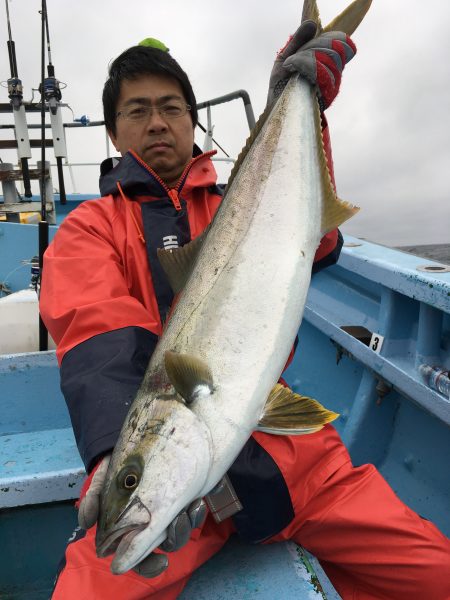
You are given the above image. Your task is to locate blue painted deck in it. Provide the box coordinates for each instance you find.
[1,211,450,597]
[179,539,337,599]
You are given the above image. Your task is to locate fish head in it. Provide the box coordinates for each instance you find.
[95,397,212,574]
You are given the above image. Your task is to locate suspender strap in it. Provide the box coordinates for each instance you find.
[228,436,295,542]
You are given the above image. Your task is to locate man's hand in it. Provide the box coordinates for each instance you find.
[267,20,356,110]
[78,454,111,530]
[133,498,207,578]
[77,454,207,578]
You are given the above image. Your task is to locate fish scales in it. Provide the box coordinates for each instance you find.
[149,77,325,467]
[95,0,370,573]
[98,77,331,574]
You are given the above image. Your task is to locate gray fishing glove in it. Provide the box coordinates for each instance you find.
[77,454,207,578]
[134,497,207,578]
[78,454,111,530]
[267,19,317,104]
[267,20,357,109]
[134,475,240,577]
[135,475,242,577]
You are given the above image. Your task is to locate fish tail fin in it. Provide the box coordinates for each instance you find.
[302,0,323,34]
[323,0,373,37]
[302,0,372,37]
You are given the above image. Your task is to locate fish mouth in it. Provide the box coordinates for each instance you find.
[96,492,152,559]
[96,523,147,559]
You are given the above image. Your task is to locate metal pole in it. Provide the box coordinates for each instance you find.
[39,0,49,351]
[4,0,32,197]
[197,90,256,131]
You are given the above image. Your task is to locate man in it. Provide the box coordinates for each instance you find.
[40,25,450,600]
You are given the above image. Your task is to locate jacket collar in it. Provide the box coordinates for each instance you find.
[99,144,217,199]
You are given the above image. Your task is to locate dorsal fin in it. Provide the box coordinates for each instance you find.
[157,228,208,294]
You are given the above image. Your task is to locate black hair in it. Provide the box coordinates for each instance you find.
[103,45,197,136]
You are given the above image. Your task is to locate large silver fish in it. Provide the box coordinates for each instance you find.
[96,0,371,574]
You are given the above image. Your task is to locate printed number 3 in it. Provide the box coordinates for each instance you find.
[369,332,384,354]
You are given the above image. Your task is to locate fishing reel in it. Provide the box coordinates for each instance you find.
[7,76,24,109]
[30,256,41,295]
[39,76,62,115]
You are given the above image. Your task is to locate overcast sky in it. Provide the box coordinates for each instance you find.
[1,0,449,247]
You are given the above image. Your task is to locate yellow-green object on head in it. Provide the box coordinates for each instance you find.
[138,38,169,52]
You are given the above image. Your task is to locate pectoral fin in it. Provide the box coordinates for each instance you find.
[157,229,208,294]
[164,351,214,404]
[257,383,339,435]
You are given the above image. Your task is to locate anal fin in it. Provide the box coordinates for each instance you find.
[313,97,359,233]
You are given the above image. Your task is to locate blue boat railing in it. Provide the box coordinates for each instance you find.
[284,236,450,538]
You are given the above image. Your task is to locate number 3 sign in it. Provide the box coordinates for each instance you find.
[370,332,384,354]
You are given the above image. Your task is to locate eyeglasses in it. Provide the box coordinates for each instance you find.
[116,100,191,122]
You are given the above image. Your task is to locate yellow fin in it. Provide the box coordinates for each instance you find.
[311,96,359,232]
[157,230,207,294]
[257,383,339,435]
[302,0,372,38]
[302,0,323,34]
[164,351,214,404]
[302,0,371,234]
[323,0,373,37]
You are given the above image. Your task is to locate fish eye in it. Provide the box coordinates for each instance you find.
[115,456,143,494]
[123,472,139,490]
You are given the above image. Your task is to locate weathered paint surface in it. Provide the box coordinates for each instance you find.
[0,351,84,508]
[179,538,338,599]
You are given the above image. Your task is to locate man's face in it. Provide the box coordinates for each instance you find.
[109,74,195,188]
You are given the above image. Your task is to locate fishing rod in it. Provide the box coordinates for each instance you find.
[4,0,32,197]
[38,0,48,351]
[41,0,67,205]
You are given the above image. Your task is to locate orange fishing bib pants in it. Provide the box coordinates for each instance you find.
[52,426,450,600]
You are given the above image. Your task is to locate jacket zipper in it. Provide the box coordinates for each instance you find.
[129,149,216,211]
